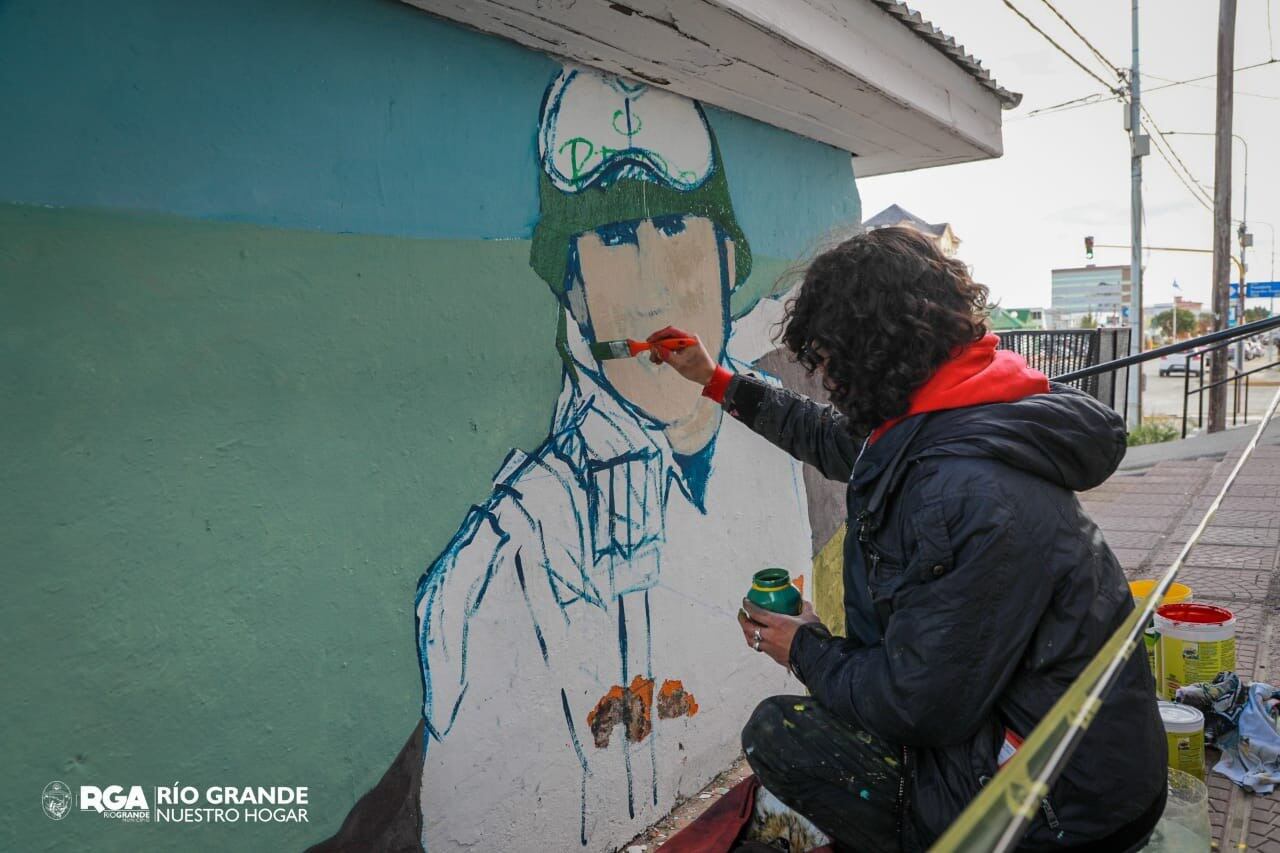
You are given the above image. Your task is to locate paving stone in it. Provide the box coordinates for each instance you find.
[1171,566,1272,603]
[1092,515,1184,532]
[1224,483,1280,498]
[1206,763,1232,840]
[1153,544,1277,571]
[1248,792,1280,849]
[1081,502,1189,518]
[1098,530,1167,550]
[1198,510,1280,529]
[1112,549,1151,571]
[1230,473,1280,485]
[1222,602,1268,638]
[1192,495,1280,512]
[1236,635,1260,675]
[1171,525,1280,547]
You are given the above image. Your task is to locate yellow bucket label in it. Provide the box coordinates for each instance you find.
[1159,635,1235,699]
[1167,730,1205,780]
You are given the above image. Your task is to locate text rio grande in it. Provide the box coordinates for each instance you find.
[154,786,309,823]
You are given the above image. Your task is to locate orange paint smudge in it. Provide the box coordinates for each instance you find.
[657,679,699,719]
[587,676,655,747]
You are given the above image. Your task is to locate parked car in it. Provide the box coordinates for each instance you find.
[1245,339,1263,360]
[1159,349,1208,377]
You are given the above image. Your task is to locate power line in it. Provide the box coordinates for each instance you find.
[1141,106,1215,206]
[1143,58,1279,95]
[1001,0,1124,94]
[1009,91,1119,121]
[1141,119,1213,212]
[1144,72,1280,100]
[1269,0,1276,61]
[1036,0,1124,76]
[1142,121,1214,208]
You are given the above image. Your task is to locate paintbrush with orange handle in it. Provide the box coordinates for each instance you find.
[589,337,698,360]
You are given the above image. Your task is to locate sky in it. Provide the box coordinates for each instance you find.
[858,0,1280,319]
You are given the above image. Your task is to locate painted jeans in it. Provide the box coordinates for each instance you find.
[742,695,902,853]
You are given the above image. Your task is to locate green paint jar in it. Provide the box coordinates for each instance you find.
[747,568,802,616]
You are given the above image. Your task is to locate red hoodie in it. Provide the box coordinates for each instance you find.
[868,333,1049,444]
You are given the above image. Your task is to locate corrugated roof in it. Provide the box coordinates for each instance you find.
[868,0,1022,109]
[864,204,950,237]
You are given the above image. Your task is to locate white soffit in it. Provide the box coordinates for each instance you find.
[399,0,1020,177]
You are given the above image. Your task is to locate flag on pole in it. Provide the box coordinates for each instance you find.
[1172,280,1181,291]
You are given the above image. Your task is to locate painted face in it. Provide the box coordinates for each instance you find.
[574,214,731,430]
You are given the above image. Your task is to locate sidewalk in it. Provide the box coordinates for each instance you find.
[1080,414,1280,850]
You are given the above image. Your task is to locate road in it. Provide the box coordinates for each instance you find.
[1141,342,1280,428]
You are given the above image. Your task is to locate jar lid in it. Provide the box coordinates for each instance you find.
[1158,700,1204,731]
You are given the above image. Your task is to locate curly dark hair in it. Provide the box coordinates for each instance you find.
[780,226,991,437]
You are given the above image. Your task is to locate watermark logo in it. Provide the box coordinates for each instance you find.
[40,781,309,826]
[42,781,73,821]
[80,785,151,822]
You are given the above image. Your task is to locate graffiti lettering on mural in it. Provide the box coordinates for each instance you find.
[415,65,805,851]
[540,68,714,193]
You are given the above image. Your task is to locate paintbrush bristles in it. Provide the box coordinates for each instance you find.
[589,339,636,360]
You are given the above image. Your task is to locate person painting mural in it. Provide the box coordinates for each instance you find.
[652,226,1168,852]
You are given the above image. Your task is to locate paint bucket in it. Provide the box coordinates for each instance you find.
[747,568,802,616]
[1129,580,1194,606]
[1158,701,1206,781]
[1129,581,1194,679]
[1155,603,1236,700]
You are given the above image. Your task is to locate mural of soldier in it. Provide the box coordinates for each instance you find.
[410,66,813,851]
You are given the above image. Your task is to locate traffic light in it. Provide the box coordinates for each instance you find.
[1085,235,1094,260]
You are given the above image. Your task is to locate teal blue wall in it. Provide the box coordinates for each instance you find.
[0,0,856,257]
[0,1,860,850]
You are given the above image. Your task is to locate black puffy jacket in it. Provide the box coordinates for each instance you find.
[724,377,1167,850]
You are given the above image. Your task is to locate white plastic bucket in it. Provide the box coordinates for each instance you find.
[1155,603,1235,700]
[1158,701,1205,781]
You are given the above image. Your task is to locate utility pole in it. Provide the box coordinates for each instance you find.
[1208,0,1236,433]
[1236,139,1249,372]
[1128,0,1145,427]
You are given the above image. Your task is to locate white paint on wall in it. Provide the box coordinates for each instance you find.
[414,66,819,852]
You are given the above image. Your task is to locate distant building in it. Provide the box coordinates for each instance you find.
[989,307,1045,331]
[1147,296,1205,339]
[864,204,961,257]
[1050,264,1132,327]
[988,308,1024,330]
[1146,296,1204,323]
[1008,307,1045,329]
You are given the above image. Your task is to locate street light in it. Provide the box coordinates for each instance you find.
[1166,130,1250,371]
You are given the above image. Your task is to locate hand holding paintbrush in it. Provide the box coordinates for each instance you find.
[646,326,719,386]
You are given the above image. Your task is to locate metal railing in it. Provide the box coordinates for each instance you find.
[1000,318,1280,433]
[1052,314,1280,383]
[997,327,1132,420]
[1178,340,1280,437]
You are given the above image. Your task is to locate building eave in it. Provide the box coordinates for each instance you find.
[399,0,1018,177]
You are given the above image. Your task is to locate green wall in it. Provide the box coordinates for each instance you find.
[0,203,796,850]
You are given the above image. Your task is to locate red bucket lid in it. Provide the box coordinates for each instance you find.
[1156,602,1234,624]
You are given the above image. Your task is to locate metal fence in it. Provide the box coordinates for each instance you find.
[996,327,1132,418]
